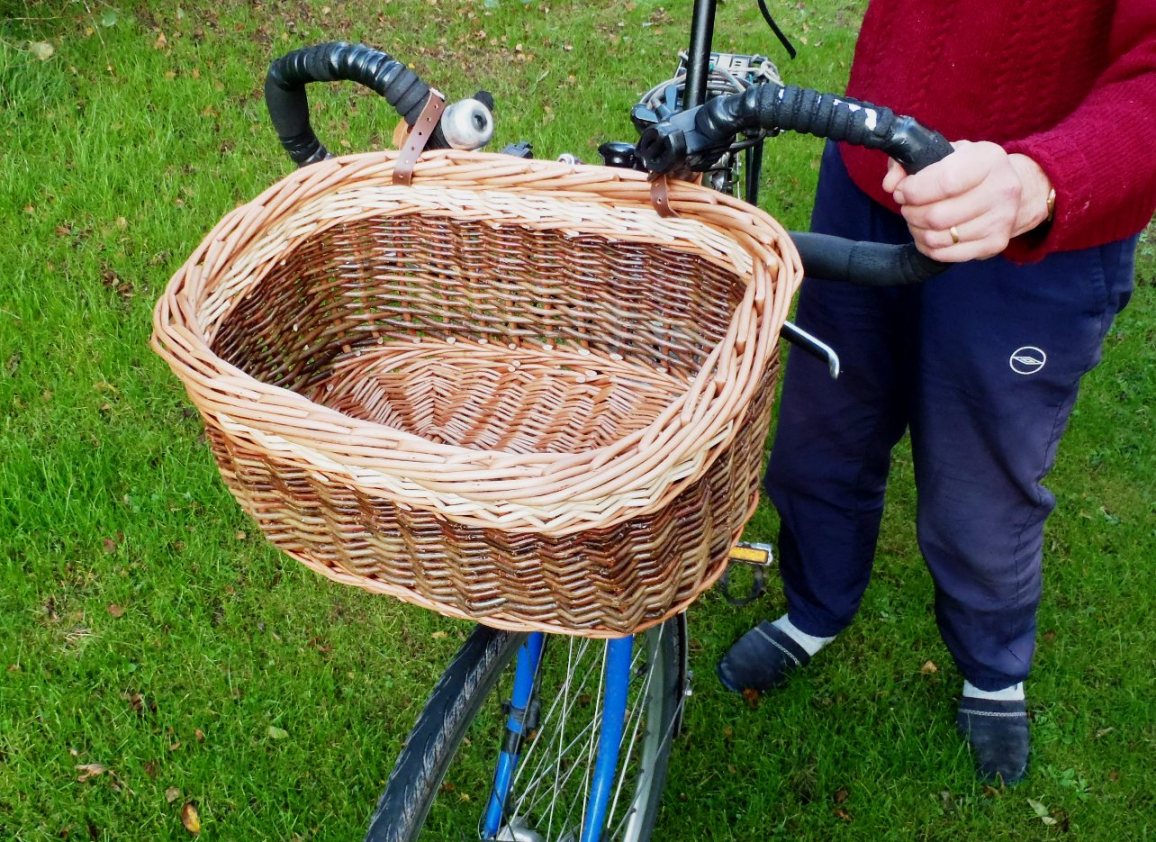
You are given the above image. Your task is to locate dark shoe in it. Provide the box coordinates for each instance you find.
[717,620,811,694]
[956,697,1030,785]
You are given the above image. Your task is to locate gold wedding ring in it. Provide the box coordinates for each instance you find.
[949,225,961,245]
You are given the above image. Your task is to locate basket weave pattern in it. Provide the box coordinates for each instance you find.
[153,150,801,636]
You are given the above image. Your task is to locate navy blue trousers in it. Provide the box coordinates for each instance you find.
[767,144,1136,690]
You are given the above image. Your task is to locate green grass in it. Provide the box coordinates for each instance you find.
[1,0,1153,839]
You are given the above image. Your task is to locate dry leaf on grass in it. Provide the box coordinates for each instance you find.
[76,763,107,782]
[181,802,202,834]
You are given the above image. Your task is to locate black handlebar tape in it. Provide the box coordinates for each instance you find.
[790,234,945,287]
[697,84,953,175]
[700,85,951,284]
[265,41,445,167]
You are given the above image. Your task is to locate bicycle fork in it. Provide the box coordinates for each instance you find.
[481,634,635,842]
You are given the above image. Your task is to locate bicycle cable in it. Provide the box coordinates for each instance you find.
[757,0,797,59]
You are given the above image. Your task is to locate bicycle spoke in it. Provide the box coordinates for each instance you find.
[508,639,601,831]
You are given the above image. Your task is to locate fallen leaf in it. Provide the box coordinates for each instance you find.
[834,807,852,822]
[76,763,108,782]
[107,604,125,618]
[234,531,247,541]
[920,660,938,674]
[430,630,448,640]
[180,802,201,834]
[194,729,205,742]
[1027,797,1056,824]
[29,41,55,61]
[154,31,169,50]
[1108,769,1120,782]
[267,725,289,740]
[165,786,181,803]
[834,788,849,804]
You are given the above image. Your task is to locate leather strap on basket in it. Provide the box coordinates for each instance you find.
[649,173,680,218]
[393,89,447,185]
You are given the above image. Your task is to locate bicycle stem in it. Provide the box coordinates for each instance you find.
[684,0,719,110]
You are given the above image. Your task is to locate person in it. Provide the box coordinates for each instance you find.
[717,0,1156,784]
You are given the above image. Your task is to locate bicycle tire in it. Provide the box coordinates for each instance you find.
[367,618,686,841]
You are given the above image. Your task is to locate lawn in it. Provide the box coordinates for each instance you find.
[1,0,1153,839]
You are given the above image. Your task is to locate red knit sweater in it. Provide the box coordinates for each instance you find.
[840,0,1156,262]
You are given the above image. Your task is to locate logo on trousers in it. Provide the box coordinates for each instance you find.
[1010,346,1047,375]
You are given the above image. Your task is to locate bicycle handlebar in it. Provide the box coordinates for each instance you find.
[265,42,494,167]
[637,82,954,285]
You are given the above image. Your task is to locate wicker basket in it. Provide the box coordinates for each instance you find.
[152,149,801,637]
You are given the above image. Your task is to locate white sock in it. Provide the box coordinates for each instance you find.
[772,614,835,657]
[962,680,1025,702]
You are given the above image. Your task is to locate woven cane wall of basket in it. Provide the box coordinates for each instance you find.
[152,149,802,637]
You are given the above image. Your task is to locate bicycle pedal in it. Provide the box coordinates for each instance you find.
[718,542,774,607]
[728,541,774,566]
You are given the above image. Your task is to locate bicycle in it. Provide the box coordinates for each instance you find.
[253,3,953,839]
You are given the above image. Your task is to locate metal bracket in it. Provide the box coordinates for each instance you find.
[781,321,841,379]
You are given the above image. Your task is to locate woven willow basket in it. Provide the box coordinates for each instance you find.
[152,149,802,636]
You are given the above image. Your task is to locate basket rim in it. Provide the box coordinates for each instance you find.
[153,149,801,535]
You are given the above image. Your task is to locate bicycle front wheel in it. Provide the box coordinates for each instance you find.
[367,618,686,841]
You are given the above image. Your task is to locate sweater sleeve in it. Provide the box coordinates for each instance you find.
[1003,0,1156,262]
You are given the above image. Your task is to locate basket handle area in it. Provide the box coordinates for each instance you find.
[264,41,495,167]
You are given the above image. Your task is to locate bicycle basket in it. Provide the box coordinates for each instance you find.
[152,149,801,637]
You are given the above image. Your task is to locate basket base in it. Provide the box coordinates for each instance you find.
[313,338,689,456]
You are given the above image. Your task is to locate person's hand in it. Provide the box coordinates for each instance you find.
[882,140,1053,261]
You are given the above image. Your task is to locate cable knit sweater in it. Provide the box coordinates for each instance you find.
[840,0,1156,262]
